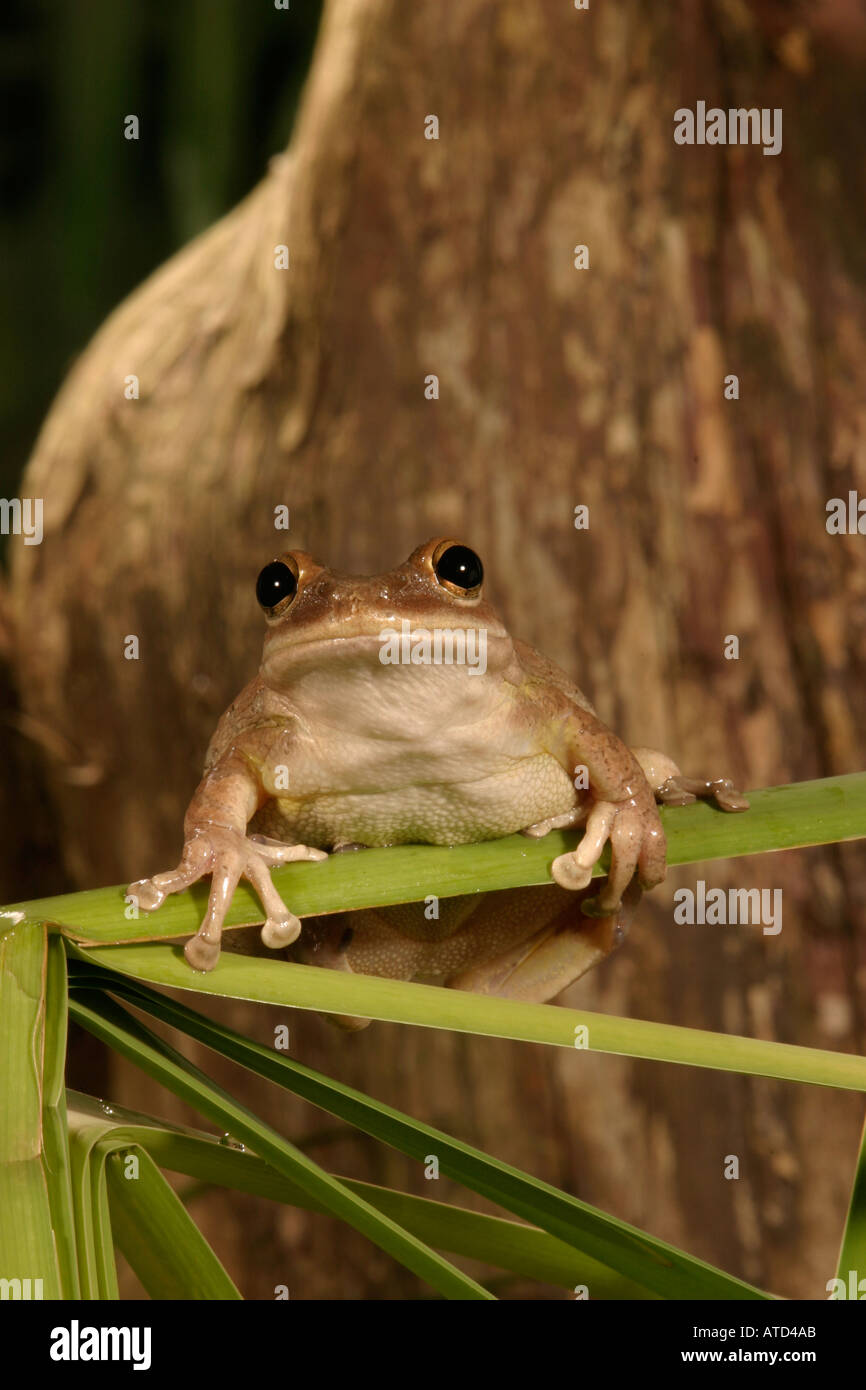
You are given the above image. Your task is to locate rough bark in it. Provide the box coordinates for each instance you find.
[8,0,866,1297]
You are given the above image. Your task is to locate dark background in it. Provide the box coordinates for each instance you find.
[1,0,322,510]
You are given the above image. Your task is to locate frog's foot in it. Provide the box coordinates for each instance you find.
[550,792,666,916]
[630,747,750,813]
[520,808,586,839]
[656,774,749,813]
[128,826,327,972]
[246,833,330,867]
[447,882,641,1003]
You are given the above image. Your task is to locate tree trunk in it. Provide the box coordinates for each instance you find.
[9,0,866,1297]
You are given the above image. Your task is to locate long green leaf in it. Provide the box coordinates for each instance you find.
[68,942,866,1092]
[66,1106,236,1298]
[0,919,63,1299]
[42,933,80,1296]
[90,1144,120,1300]
[69,967,770,1300]
[836,1108,866,1294]
[67,1091,654,1297]
[105,1147,241,1299]
[67,1113,120,1298]
[67,990,493,1301]
[7,774,865,946]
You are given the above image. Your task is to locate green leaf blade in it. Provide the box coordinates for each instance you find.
[70,969,770,1301]
[0,921,64,1299]
[105,1147,241,1300]
[69,943,866,1093]
[6,775,865,947]
[68,990,494,1301]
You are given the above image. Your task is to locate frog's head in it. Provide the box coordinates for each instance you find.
[256,538,516,690]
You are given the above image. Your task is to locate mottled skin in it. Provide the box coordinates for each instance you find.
[129,539,748,1018]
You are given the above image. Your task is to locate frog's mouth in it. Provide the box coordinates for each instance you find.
[262,620,514,684]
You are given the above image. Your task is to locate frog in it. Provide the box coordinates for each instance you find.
[128,538,748,1018]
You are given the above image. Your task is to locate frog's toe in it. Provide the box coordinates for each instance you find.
[632,749,749,814]
[129,835,214,915]
[551,852,593,891]
[708,778,750,812]
[128,877,166,912]
[261,912,302,950]
[654,783,697,807]
[184,933,222,972]
[247,835,328,865]
[659,774,749,813]
[520,809,585,839]
[550,802,618,891]
[245,855,304,950]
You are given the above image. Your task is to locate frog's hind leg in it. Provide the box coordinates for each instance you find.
[290,906,452,1032]
[631,748,750,814]
[445,881,641,1004]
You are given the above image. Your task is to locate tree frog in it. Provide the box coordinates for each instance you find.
[129,539,748,1013]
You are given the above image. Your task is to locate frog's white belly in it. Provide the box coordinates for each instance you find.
[252,753,578,847]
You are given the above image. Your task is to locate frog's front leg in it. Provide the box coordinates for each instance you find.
[544,706,668,915]
[631,748,750,813]
[128,751,327,971]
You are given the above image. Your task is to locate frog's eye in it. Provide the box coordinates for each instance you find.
[256,559,298,613]
[432,543,483,595]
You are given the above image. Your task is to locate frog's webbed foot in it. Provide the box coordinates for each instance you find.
[128,827,327,972]
[630,746,750,813]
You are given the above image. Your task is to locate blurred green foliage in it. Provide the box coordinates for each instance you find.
[0,0,322,498]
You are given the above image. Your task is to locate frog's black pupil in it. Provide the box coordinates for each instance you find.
[434,545,483,592]
[256,561,297,610]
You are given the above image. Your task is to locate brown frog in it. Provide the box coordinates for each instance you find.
[129,539,747,1015]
